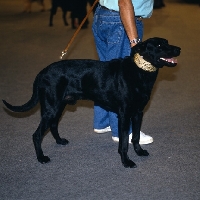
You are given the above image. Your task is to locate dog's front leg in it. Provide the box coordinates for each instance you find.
[131,112,149,156]
[118,112,137,168]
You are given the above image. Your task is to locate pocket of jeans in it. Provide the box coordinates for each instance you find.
[107,23,124,44]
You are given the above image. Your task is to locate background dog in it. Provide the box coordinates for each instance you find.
[49,0,71,26]
[3,37,181,168]
[23,0,45,13]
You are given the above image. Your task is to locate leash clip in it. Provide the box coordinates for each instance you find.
[60,50,67,60]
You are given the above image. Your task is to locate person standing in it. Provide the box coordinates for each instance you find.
[92,0,154,144]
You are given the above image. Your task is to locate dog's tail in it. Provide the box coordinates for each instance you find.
[2,75,40,113]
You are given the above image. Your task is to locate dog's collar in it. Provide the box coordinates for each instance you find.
[134,53,157,72]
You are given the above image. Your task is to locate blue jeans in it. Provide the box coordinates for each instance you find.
[92,5,144,137]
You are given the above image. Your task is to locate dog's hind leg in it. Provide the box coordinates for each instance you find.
[50,102,69,145]
[32,99,65,163]
[32,119,51,163]
[131,112,149,156]
[50,120,69,145]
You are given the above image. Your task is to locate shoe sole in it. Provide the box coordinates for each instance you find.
[112,137,153,145]
[94,127,111,134]
[139,138,153,145]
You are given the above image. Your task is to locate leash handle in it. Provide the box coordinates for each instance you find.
[60,0,99,59]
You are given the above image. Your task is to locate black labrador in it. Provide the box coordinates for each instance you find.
[3,37,181,168]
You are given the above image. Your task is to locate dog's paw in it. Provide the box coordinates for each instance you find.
[123,159,137,168]
[38,156,50,164]
[134,143,149,156]
[135,149,149,156]
[119,152,137,168]
[56,138,69,145]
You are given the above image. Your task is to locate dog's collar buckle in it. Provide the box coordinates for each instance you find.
[134,53,157,72]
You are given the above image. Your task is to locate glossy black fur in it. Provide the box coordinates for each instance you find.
[3,38,181,168]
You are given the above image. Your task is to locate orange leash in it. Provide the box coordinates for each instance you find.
[60,0,99,59]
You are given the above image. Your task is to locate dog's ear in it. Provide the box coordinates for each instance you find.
[130,43,145,57]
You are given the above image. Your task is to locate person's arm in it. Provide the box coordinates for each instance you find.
[118,0,138,47]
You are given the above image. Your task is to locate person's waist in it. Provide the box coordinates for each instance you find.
[100,5,118,13]
[100,5,143,20]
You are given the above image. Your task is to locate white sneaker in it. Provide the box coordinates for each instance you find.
[139,131,153,144]
[112,131,153,145]
[94,126,111,134]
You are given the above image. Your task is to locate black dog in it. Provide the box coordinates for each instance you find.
[3,38,181,168]
[49,0,71,26]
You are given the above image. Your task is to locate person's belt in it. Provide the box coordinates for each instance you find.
[135,16,143,20]
[100,5,118,13]
[100,5,143,20]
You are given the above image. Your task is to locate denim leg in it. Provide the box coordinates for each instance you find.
[136,19,144,41]
[92,6,144,136]
[92,6,110,129]
[93,104,110,129]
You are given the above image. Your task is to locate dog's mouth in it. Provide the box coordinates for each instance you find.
[160,57,178,64]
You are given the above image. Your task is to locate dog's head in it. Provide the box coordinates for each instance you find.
[131,37,181,69]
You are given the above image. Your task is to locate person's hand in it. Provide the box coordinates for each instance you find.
[130,43,137,48]
[130,43,139,56]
